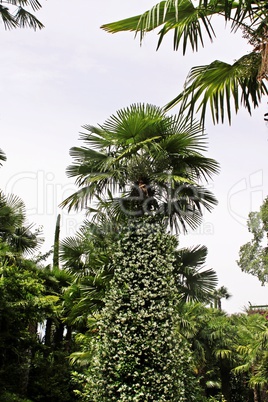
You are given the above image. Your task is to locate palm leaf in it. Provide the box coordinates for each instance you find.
[9,223,43,254]
[79,128,115,150]
[101,0,252,53]
[166,52,268,125]
[214,348,233,359]
[174,245,218,302]
[0,148,7,166]
[14,6,43,30]
[5,0,42,11]
[101,0,220,53]
[177,244,208,268]
[0,192,26,232]
[101,0,268,125]
[0,4,18,28]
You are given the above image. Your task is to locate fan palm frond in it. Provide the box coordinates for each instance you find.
[101,0,222,52]
[14,6,43,29]
[174,245,218,302]
[166,53,268,125]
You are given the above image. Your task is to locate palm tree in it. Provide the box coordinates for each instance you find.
[177,303,239,401]
[101,0,268,125]
[59,218,118,329]
[0,0,44,30]
[212,286,232,311]
[0,191,43,255]
[61,103,219,233]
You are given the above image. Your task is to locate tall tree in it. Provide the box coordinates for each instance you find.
[0,0,44,30]
[0,191,43,255]
[60,102,220,399]
[237,196,268,285]
[89,217,202,401]
[61,103,219,233]
[101,0,268,125]
[212,286,232,310]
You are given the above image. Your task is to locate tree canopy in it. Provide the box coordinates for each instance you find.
[237,197,268,285]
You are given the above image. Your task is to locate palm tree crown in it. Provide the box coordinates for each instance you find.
[0,191,43,255]
[61,103,219,232]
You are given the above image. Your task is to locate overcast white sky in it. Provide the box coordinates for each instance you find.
[1,0,268,313]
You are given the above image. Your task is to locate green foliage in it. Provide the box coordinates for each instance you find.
[88,217,202,401]
[176,304,254,401]
[0,191,43,255]
[101,0,268,125]
[174,245,218,303]
[0,392,33,402]
[168,53,267,125]
[0,194,80,401]
[0,231,76,400]
[60,219,118,330]
[206,396,226,402]
[233,313,268,393]
[212,286,232,310]
[0,255,47,396]
[28,350,77,402]
[237,197,268,285]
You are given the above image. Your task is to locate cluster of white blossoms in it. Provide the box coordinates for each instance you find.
[91,218,189,401]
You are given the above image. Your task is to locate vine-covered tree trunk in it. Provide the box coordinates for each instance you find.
[91,218,195,401]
